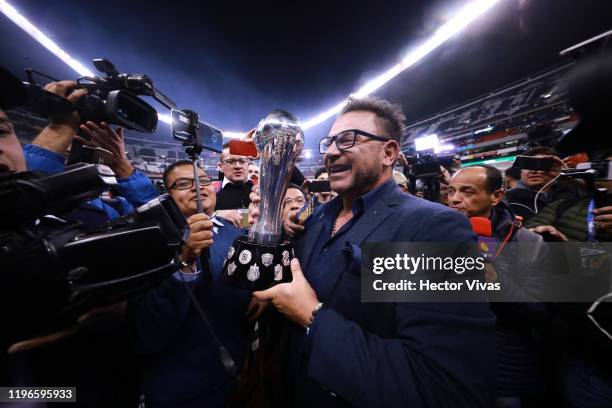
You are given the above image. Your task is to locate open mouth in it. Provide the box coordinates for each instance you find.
[191,194,209,201]
[329,164,351,176]
[0,163,10,173]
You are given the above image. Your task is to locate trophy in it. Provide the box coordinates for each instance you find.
[222,109,304,291]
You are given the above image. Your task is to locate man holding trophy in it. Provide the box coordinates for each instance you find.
[247,96,497,407]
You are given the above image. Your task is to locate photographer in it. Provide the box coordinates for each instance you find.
[128,160,250,408]
[504,147,584,222]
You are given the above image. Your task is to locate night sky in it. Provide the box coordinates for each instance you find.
[1,0,611,146]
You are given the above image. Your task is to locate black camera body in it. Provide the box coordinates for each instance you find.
[23,58,175,134]
[73,58,176,133]
[407,152,457,178]
[0,165,189,346]
[511,155,556,172]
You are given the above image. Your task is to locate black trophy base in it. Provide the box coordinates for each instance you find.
[222,235,295,292]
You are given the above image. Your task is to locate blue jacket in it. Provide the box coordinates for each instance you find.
[23,144,158,220]
[128,218,250,408]
[289,180,496,407]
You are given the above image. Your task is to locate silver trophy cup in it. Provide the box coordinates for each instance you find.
[222,109,304,291]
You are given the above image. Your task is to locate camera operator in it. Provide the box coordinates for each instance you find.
[1,66,147,406]
[504,146,585,222]
[448,165,551,406]
[22,79,158,228]
[128,159,250,408]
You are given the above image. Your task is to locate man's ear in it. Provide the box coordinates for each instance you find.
[490,189,505,206]
[383,140,400,167]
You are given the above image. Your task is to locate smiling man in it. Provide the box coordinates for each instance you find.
[129,159,250,408]
[251,96,496,407]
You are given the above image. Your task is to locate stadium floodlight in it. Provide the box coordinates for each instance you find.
[0,0,94,77]
[414,134,439,151]
[0,1,209,133]
[1,0,501,137]
[302,0,501,130]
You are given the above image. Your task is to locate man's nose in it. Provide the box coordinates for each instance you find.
[449,192,461,204]
[324,143,341,163]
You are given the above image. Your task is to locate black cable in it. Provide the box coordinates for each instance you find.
[178,271,239,379]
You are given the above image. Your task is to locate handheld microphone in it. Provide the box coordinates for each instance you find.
[470,217,499,261]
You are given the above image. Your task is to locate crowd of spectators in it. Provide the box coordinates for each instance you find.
[1,56,612,408]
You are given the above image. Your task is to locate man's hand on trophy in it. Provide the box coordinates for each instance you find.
[248,184,260,225]
[180,213,214,266]
[252,258,320,328]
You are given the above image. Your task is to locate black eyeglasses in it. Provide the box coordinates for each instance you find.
[319,129,392,154]
[220,158,250,166]
[169,176,213,190]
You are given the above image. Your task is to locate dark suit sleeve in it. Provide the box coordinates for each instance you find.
[305,303,495,407]
[127,277,194,354]
[304,207,496,407]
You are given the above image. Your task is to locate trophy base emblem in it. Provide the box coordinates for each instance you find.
[222,235,295,291]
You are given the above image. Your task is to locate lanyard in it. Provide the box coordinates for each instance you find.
[587,199,597,242]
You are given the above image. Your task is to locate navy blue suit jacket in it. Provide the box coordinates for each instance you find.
[128,218,250,408]
[289,180,496,407]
